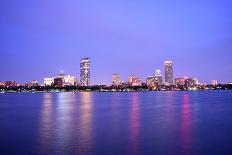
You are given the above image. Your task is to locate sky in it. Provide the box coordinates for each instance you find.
[0,0,232,85]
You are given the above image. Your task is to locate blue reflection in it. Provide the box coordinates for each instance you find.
[38,93,53,154]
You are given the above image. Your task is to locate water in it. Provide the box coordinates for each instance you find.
[0,91,232,155]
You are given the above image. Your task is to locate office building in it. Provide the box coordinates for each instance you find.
[154,69,163,85]
[128,75,141,86]
[146,76,156,87]
[112,74,121,86]
[175,77,197,88]
[64,75,77,86]
[211,80,218,86]
[164,60,173,85]
[44,73,77,86]
[80,58,90,86]
[54,77,64,87]
[44,78,54,86]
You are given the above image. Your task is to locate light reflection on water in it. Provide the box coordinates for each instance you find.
[181,93,192,155]
[128,93,141,155]
[21,91,232,155]
[38,93,53,154]
[55,93,76,154]
[78,92,93,155]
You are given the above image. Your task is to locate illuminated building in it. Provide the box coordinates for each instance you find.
[175,77,197,88]
[164,60,173,85]
[64,75,77,86]
[193,78,199,85]
[146,76,155,87]
[5,81,17,87]
[154,69,163,85]
[44,73,77,86]
[54,77,64,87]
[80,58,90,86]
[29,80,39,87]
[0,82,4,86]
[112,74,121,86]
[175,78,186,85]
[44,78,54,86]
[211,80,218,86]
[128,75,141,86]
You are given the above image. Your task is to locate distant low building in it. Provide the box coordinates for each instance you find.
[211,80,218,86]
[44,78,54,86]
[28,80,39,87]
[5,81,17,87]
[112,74,121,86]
[0,82,4,86]
[64,75,77,86]
[146,76,156,87]
[54,77,64,87]
[44,73,77,87]
[175,77,197,89]
[128,75,141,86]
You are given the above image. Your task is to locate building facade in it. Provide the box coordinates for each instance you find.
[112,74,121,86]
[211,80,218,86]
[175,77,197,89]
[146,76,156,87]
[80,58,90,86]
[44,73,77,86]
[164,60,173,85]
[154,69,163,85]
[128,75,141,86]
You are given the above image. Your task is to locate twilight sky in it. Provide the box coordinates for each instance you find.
[1,0,232,85]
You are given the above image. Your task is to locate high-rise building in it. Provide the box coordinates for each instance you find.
[164,60,173,85]
[112,74,121,86]
[154,69,163,85]
[128,75,141,86]
[80,58,90,86]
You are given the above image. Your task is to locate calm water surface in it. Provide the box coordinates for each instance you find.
[0,91,232,155]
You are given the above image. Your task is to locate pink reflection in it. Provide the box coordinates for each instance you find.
[128,93,140,155]
[78,92,93,154]
[181,94,192,155]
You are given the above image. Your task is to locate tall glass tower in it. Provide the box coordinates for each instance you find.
[164,60,173,85]
[80,58,90,86]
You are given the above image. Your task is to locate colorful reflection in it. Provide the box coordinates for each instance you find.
[78,92,93,154]
[181,93,192,155]
[38,93,53,153]
[55,92,76,152]
[128,93,141,155]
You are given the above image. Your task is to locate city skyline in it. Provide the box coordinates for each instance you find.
[1,0,232,84]
[0,58,229,86]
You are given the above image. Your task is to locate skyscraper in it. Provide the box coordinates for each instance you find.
[164,60,173,85]
[154,69,163,85]
[80,57,90,86]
